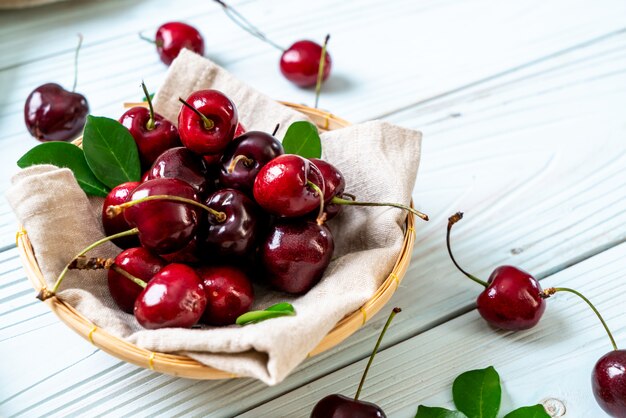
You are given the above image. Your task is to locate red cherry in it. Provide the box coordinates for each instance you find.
[592,350,626,417]
[253,154,324,218]
[24,83,89,142]
[102,181,141,249]
[134,263,207,329]
[476,266,546,330]
[119,107,181,170]
[280,40,332,87]
[197,266,254,326]
[311,395,386,418]
[107,247,166,313]
[155,22,204,65]
[178,90,238,155]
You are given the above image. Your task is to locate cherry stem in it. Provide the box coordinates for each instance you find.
[542,287,618,351]
[138,32,160,46]
[68,256,114,270]
[213,0,285,52]
[307,181,326,225]
[37,228,139,301]
[106,194,227,223]
[141,80,156,130]
[227,154,255,174]
[446,212,488,287]
[272,123,280,136]
[314,34,330,109]
[331,196,429,222]
[178,98,215,130]
[111,265,147,289]
[355,307,401,401]
[72,33,83,93]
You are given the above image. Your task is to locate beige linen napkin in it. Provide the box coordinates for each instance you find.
[7,50,422,385]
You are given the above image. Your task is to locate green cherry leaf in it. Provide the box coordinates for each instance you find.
[503,405,550,418]
[282,121,322,158]
[17,142,109,197]
[452,366,501,418]
[415,405,468,418]
[82,115,141,188]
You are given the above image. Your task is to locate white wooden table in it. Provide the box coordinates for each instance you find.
[1,0,625,416]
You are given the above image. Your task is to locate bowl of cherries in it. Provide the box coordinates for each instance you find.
[17,83,425,379]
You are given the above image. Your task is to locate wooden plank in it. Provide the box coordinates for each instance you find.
[240,243,626,417]
[1,26,625,416]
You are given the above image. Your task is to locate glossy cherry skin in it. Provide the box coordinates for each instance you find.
[253,154,324,217]
[178,89,238,155]
[119,107,181,170]
[476,266,546,330]
[280,40,332,87]
[592,350,626,417]
[262,220,334,294]
[108,247,166,313]
[124,178,200,254]
[311,394,386,418]
[147,147,210,197]
[197,266,254,326]
[200,188,262,260]
[24,83,89,142]
[155,22,204,65]
[309,158,345,220]
[219,131,284,192]
[134,263,207,329]
[102,181,141,249]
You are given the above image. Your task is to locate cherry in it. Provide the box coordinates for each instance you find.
[152,22,205,65]
[123,178,201,254]
[134,263,207,329]
[281,39,332,88]
[261,220,334,294]
[200,188,262,260]
[311,308,400,418]
[253,154,324,218]
[178,90,238,155]
[119,82,181,169]
[197,265,254,326]
[101,181,141,249]
[147,146,211,197]
[107,247,166,313]
[593,350,626,417]
[219,130,284,192]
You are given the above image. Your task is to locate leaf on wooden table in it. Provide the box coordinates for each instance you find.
[415,405,468,418]
[17,142,110,197]
[282,121,322,158]
[82,115,141,188]
[503,405,550,418]
[452,366,501,418]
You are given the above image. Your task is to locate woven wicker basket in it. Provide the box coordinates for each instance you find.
[15,102,416,379]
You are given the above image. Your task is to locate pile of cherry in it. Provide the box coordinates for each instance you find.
[37,86,423,333]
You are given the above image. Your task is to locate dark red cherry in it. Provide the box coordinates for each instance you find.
[476,266,546,330]
[262,220,334,294]
[280,40,332,87]
[200,188,261,260]
[147,147,211,197]
[253,154,324,218]
[311,395,386,418]
[197,266,254,326]
[108,247,166,313]
[134,263,206,329]
[119,107,181,170]
[102,181,141,249]
[155,22,204,65]
[24,83,89,142]
[178,90,238,155]
[309,158,345,220]
[219,131,284,192]
[124,178,200,254]
[592,350,626,417]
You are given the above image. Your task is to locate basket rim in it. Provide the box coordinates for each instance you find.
[15,103,416,379]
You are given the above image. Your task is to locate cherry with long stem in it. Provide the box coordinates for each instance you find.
[314,34,330,109]
[37,228,139,301]
[178,97,215,130]
[332,196,429,222]
[212,0,285,51]
[106,194,227,223]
